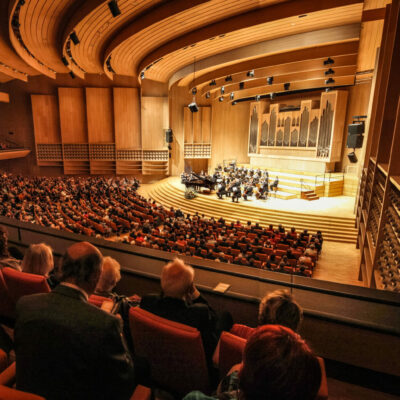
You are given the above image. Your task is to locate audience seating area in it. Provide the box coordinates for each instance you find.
[0,173,322,277]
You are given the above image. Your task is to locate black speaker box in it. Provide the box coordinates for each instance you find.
[347,133,363,148]
[348,122,365,135]
[348,152,358,163]
[165,129,173,143]
[188,102,199,113]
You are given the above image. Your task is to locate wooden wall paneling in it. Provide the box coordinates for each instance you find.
[141,97,168,150]
[210,100,250,169]
[329,91,349,163]
[58,88,88,143]
[31,95,61,144]
[113,88,141,149]
[184,107,193,143]
[201,107,211,143]
[86,88,114,144]
[0,92,10,103]
[357,20,385,72]
[193,109,202,143]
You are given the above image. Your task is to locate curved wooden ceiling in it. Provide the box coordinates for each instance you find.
[0,0,388,87]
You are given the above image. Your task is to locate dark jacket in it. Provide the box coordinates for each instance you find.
[15,285,135,400]
[140,293,218,362]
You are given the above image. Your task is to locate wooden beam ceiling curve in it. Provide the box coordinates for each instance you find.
[137,0,363,82]
[107,0,289,78]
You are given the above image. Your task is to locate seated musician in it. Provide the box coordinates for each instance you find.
[231,181,241,203]
[242,181,254,201]
[270,176,279,192]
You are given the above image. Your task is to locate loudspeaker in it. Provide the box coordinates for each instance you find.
[188,102,199,112]
[348,152,358,163]
[347,133,363,148]
[108,0,121,17]
[165,129,173,143]
[348,122,365,135]
[70,32,80,45]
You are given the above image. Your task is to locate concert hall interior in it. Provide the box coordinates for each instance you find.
[0,0,399,399]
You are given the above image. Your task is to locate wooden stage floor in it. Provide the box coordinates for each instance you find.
[139,177,363,288]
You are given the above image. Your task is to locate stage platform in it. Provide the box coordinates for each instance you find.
[139,177,357,244]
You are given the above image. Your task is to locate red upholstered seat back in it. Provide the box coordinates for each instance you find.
[0,270,14,319]
[129,307,210,396]
[88,294,112,308]
[2,268,50,305]
[0,385,45,400]
[218,331,246,378]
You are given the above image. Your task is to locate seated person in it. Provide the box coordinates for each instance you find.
[15,241,135,400]
[184,324,321,400]
[140,258,220,364]
[0,225,21,270]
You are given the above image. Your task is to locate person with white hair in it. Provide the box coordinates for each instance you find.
[140,258,218,363]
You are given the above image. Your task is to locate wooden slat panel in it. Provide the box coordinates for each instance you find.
[357,20,384,72]
[113,88,141,149]
[0,92,10,103]
[141,97,168,150]
[184,107,193,143]
[58,88,88,143]
[31,95,61,144]
[193,110,202,143]
[202,107,212,143]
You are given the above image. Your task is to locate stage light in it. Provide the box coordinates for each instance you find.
[325,68,335,75]
[70,32,80,45]
[219,96,224,102]
[140,71,145,80]
[284,82,290,90]
[188,102,199,112]
[69,71,75,79]
[255,95,260,101]
[192,87,197,95]
[209,80,216,86]
[323,57,334,65]
[61,56,69,66]
[230,93,234,100]
[348,151,358,163]
[270,92,276,100]
[225,75,232,82]
[267,76,273,85]
[239,82,244,90]
[247,70,255,78]
[221,86,225,94]
[232,101,237,105]
[108,0,121,17]
[205,92,210,99]
[325,77,335,84]
[325,88,332,92]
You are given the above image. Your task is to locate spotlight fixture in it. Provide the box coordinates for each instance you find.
[325,88,332,92]
[140,71,145,80]
[69,71,75,79]
[106,56,115,73]
[230,92,234,100]
[69,31,80,45]
[270,92,276,100]
[255,95,260,101]
[19,0,25,5]
[61,56,69,66]
[209,80,216,86]
[225,75,232,82]
[232,101,237,106]
[325,68,335,75]
[267,76,273,85]
[325,77,335,84]
[247,70,255,78]
[205,92,211,99]
[284,82,290,91]
[221,86,225,94]
[219,96,224,102]
[188,102,199,112]
[192,87,197,95]
[108,0,121,17]
[323,57,334,65]
[239,82,244,90]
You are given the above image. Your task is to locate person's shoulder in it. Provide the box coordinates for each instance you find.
[140,293,161,308]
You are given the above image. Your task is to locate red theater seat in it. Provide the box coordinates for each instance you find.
[0,386,45,400]
[1,268,50,305]
[88,294,113,308]
[129,307,210,397]
[0,270,14,320]
[217,331,246,378]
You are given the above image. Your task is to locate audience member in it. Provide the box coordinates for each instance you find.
[0,225,20,270]
[21,243,54,277]
[15,241,135,400]
[184,324,321,400]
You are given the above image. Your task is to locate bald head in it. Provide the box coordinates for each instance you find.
[161,259,194,299]
[60,242,103,295]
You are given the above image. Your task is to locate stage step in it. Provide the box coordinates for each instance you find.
[142,178,357,243]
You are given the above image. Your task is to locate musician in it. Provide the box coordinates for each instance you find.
[231,180,241,203]
[216,180,227,199]
[243,181,254,201]
[270,176,279,192]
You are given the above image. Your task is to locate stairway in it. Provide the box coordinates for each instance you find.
[141,177,358,243]
[302,190,320,201]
